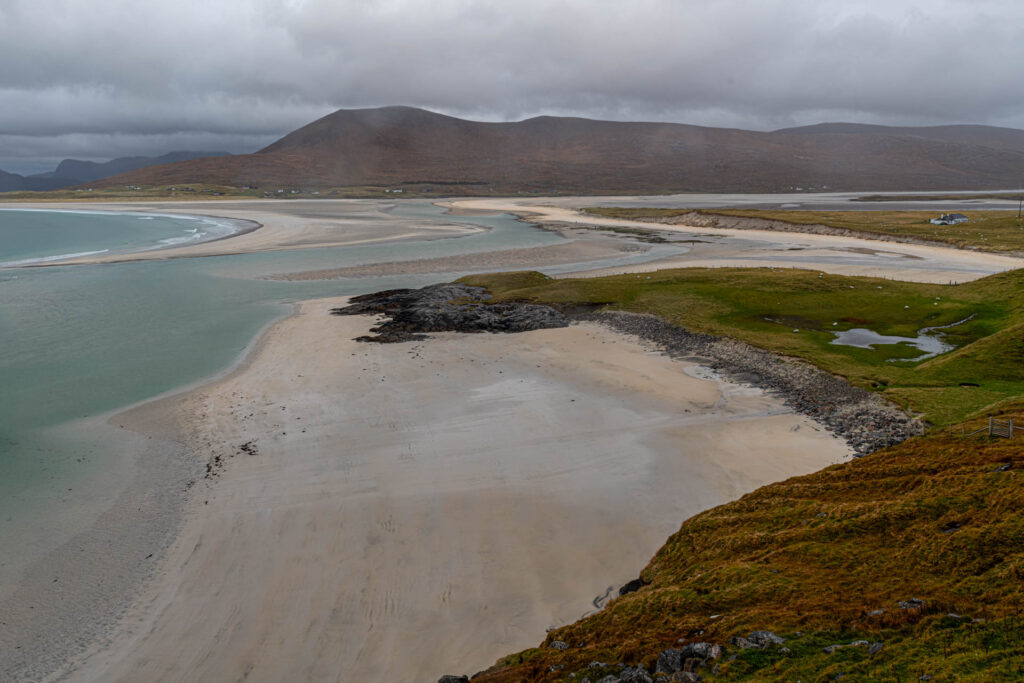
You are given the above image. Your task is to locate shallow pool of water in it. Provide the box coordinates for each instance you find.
[830,327,952,361]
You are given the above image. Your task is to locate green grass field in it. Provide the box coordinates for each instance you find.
[583,208,1024,254]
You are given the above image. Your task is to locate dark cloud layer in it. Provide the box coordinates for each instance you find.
[2,0,1023,173]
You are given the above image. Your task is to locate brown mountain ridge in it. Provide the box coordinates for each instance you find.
[94,106,1024,194]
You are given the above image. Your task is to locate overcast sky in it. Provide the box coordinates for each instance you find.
[2,0,1023,173]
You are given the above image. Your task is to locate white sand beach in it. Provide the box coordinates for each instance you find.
[55,298,850,682]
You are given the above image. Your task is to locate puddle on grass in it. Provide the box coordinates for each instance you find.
[829,314,975,362]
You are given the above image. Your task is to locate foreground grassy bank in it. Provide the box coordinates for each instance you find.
[584,208,1024,254]
[471,427,1024,682]
[455,267,1024,681]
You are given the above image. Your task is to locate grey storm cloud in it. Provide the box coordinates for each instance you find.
[2,0,1024,173]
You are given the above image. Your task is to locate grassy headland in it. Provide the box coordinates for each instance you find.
[470,427,1024,682]
[463,268,1024,425]
[455,267,1024,681]
[583,208,1024,254]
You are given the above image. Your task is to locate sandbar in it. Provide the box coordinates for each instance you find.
[10,200,482,265]
[448,198,1024,283]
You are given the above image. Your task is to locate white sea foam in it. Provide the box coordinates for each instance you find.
[1,250,110,267]
[157,232,207,246]
[0,208,243,258]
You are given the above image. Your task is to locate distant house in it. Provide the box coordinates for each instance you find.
[930,213,969,225]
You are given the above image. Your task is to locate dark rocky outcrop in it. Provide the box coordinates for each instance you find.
[618,577,649,597]
[331,283,569,343]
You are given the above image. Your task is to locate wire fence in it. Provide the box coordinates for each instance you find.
[949,417,1019,438]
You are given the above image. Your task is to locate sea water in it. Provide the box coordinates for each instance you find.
[0,208,240,266]
[0,201,688,589]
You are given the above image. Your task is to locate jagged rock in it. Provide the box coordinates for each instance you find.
[866,609,885,617]
[332,283,569,343]
[899,598,926,610]
[550,640,569,650]
[656,649,685,673]
[747,631,786,647]
[670,673,700,682]
[618,577,648,596]
[437,676,469,683]
[657,643,722,673]
[868,642,885,656]
[683,642,722,660]
[619,666,653,682]
[823,644,843,654]
[596,676,620,683]
[729,636,758,650]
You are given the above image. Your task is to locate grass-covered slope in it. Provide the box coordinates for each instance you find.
[463,268,1024,425]
[457,267,1024,681]
[583,208,1024,254]
[471,428,1024,682]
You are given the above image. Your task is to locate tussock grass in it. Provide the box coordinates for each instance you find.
[471,418,1024,682]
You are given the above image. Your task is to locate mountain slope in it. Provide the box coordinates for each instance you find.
[94,107,1024,193]
[0,151,231,192]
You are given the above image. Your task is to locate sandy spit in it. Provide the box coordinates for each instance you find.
[54,297,850,682]
[9,200,481,265]
[270,238,640,280]
[449,198,1024,283]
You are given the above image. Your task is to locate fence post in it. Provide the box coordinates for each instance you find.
[989,417,994,436]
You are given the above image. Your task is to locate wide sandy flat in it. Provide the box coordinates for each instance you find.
[60,298,849,682]
[449,198,1024,283]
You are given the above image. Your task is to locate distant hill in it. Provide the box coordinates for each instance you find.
[0,151,231,192]
[774,122,1024,155]
[94,107,1024,193]
[0,168,75,192]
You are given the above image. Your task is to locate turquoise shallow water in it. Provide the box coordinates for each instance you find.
[0,202,684,518]
[0,208,239,265]
[0,201,698,623]
[0,201,693,679]
[0,205,544,499]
